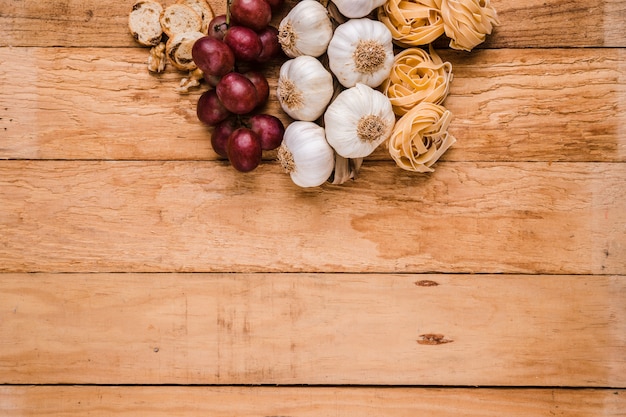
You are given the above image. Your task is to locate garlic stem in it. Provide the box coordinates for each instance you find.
[331,154,363,185]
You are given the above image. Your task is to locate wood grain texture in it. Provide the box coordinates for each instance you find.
[1,0,625,413]
[0,161,624,274]
[0,273,624,386]
[1,48,624,161]
[1,0,625,48]
[0,386,624,416]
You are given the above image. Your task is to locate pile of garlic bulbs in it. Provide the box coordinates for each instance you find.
[276,0,397,187]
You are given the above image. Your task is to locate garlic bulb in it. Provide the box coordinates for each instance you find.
[278,121,335,188]
[277,55,334,122]
[331,0,387,18]
[327,18,394,88]
[278,0,334,58]
[324,83,395,159]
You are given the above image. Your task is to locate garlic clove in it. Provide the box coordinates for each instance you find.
[324,83,395,159]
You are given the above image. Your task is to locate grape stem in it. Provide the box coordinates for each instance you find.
[226,0,232,25]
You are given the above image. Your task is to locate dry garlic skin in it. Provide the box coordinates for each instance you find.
[324,83,395,159]
[327,18,394,88]
[277,55,334,122]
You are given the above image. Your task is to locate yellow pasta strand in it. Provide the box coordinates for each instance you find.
[440,0,500,51]
[388,102,456,172]
[382,45,453,116]
[378,0,445,47]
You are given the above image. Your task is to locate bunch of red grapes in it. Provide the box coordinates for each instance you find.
[192,0,286,172]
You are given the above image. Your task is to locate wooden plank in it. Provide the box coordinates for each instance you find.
[0,386,624,416]
[440,48,626,163]
[0,273,624,386]
[483,0,626,48]
[0,161,624,274]
[1,0,624,48]
[1,48,624,162]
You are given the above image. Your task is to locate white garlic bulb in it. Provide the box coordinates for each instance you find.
[324,83,395,159]
[278,0,334,58]
[278,121,335,188]
[331,0,387,18]
[277,55,334,122]
[327,18,394,88]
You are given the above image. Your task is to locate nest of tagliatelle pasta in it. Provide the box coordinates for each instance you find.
[375,0,500,173]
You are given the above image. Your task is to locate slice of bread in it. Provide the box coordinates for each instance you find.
[166,31,205,71]
[128,0,164,46]
[176,0,215,34]
[159,4,202,38]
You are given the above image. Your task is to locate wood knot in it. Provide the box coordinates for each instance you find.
[417,334,453,345]
[415,280,439,287]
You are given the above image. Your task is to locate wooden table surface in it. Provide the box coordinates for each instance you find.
[1,0,625,415]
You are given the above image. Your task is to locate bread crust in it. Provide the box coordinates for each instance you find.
[176,0,215,34]
[128,0,164,46]
[166,31,205,71]
[159,4,202,39]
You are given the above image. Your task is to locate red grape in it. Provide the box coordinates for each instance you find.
[196,89,231,126]
[227,127,262,172]
[264,0,284,11]
[249,114,284,150]
[192,36,234,77]
[224,26,263,62]
[208,14,228,40]
[216,72,259,114]
[229,0,272,32]
[256,26,281,63]
[203,73,221,87]
[243,70,269,107]
[211,117,239,158]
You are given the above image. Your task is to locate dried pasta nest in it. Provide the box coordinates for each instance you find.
[377,0,499,51]
[387,102,457,173]
[378,0,445,47]
[440,0,500,51]
[381,46,452,116]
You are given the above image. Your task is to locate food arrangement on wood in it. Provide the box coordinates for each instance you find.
[2,0,626,413]
[128,0,499,184]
